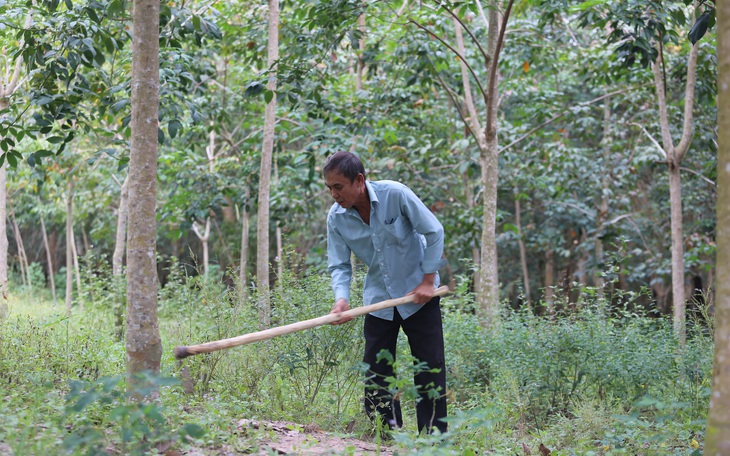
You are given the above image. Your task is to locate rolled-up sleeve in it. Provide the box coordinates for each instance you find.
[327,213,353,302]
[400,187,444,274]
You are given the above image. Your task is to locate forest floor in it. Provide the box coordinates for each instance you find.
[185,419,394,456]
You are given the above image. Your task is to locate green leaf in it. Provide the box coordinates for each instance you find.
[6,151,17,168]
[118,156,129,171]
[168,119,181,139]
[158,127,165,145]
[87,6,100,23]
[182,423,206,439]
[689,10,712,44]
[94,49,105,65]
[47,136,64,144]
[111,99,129,113]
[108,0,123,16]
[64,0,72,10]
[26,153,37,167]
[503,223,519,234]
[36,95,53,106]
[244,82,264,98]
[264,90,274,104]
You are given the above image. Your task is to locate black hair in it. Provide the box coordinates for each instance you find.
[323,151,366,182]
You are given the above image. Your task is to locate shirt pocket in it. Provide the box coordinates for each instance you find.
[383,216,410,244]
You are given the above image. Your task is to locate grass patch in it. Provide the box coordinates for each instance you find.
[0,262,713,455]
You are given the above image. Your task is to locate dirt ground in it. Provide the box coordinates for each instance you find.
[0,420,395,455]
[185,419,395,456]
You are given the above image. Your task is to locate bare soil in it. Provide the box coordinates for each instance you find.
[183,419,394,456]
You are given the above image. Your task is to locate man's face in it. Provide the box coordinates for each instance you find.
[324,172,365,209]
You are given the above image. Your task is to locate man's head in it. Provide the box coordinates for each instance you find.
[323,151,366,182]
[323,152,367,209]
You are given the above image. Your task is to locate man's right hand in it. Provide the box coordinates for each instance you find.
[330,298,353,325]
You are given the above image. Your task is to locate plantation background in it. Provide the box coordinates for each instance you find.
[0,0,726,454]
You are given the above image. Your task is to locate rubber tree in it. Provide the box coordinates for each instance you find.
[565,0,715,343]
[408,0,514,326]
[256,0,279,328]
[650,32,702,345]
[706,0,730,449]
[125,0,162,377]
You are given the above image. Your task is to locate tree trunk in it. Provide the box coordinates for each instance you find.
[126,0,162,379]
[81,227,89,255]
[544,248,555,314]
[65,179,74,315]
[651,38,699,345]
[222,196,235,223]
[113,176,129,277]
[256,0,279,329]
[113,176,129,339]
[40,213,57,302]
[668,164,685,340]
[10,207,29,291]
[239,199,250,303]
[0,53,22,318]
[71,227,82,311]
[476,5,502,327]
[355,9,366,91]
[594,100,611,296]
[652,276,670,314]
[515,194,531,309]
[192,219,210,275]
[575,227,589,291]
[349,8,366,153]
[191,129,217,276]
[454,19,483,293]
[0,162,6,319]
[706,0,730,447]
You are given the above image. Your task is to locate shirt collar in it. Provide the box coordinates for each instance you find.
[366,181,379,205]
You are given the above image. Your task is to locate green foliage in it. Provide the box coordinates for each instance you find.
[460,306,707,416]
[268,269,363,419]
[61,372,205,455]
[0,273,715,454]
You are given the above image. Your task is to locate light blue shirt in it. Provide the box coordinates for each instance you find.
[327,180,444,320]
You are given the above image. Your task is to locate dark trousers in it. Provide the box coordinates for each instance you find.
[362,296,447,434]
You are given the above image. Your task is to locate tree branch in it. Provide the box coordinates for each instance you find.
[427,56,478,143]
[408,19,489,107]
[500,86,647,154]
[439,2,491,73]
[632,122,667,159]
[674,41,700,162]
[485,0,515,141]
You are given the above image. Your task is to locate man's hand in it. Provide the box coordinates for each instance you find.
[330,298,353,325]
[407,273,436,304]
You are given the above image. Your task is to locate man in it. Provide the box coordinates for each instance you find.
[323,151,447,435]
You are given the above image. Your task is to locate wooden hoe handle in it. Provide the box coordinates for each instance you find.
[173,285,450,359]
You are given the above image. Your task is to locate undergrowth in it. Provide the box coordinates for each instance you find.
[0,258,714,455]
